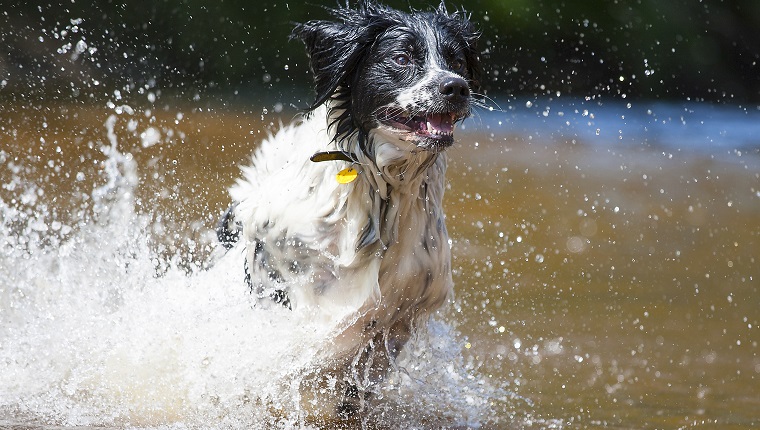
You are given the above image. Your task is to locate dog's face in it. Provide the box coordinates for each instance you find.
[292,1,481,153]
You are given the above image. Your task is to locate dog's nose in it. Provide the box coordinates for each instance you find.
[439,77,470,102]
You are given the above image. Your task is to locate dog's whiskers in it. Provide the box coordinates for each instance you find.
[471,92,504,113]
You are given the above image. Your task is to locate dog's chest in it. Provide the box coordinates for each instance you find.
[372,185,452,316]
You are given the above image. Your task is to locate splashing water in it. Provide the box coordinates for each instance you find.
[0,111,499,429]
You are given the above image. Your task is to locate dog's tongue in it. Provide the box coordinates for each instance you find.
[426,113,454,134]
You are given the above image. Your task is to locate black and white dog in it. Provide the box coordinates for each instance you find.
[219,0,480,417]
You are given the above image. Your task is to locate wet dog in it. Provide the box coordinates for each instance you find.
[218,0,480,418]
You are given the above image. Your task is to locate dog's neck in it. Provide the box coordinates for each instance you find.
[324,103,444,195]
[364,130,442,195]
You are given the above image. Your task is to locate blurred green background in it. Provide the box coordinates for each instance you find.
[1,0,759,104]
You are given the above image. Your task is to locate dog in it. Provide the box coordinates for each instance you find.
[218,0,481,418]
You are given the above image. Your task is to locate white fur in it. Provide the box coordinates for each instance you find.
[228,104,453,363]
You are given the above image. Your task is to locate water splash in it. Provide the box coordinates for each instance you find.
[0,110,498,428]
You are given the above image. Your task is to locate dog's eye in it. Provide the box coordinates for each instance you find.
[393,54,412,66]
[450,58,466,73]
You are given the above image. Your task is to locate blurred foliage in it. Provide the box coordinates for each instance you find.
[1,0,758,103]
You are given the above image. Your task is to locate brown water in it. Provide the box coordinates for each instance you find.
[1,101,759,428]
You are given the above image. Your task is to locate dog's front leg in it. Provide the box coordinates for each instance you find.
[336,317,414,417]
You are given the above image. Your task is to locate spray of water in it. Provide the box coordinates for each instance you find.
[0,110,498,428]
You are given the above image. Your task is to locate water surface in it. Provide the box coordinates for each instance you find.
[1,99,758,428]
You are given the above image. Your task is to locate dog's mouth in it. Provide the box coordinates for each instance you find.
[380,108,464,149]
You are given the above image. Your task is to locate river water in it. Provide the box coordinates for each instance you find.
[0,98,758,429]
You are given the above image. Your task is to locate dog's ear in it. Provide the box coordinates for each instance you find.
[291,2,397,111]
[291,16,377,110]
[291,20,354,110]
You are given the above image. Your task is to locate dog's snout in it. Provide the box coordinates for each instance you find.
[438,77,470,102]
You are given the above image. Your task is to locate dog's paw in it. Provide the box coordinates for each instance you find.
[336,382,362,419]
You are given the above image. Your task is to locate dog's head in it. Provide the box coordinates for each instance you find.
[292,1,481,153]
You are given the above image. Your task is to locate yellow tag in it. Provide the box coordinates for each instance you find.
[336,167,358,184]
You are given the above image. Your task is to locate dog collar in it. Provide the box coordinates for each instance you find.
[310,151,361,184]
[309,150,358,163]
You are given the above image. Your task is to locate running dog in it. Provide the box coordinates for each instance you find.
[218,0,481,417]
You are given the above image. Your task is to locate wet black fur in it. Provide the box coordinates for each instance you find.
[290,0,481,153]
[216,203,240,250]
